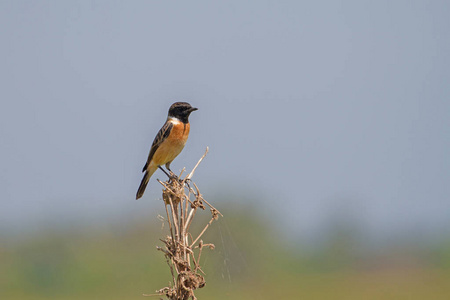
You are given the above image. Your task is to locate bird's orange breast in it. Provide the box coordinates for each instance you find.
[167,121,190,143]
[151,120,190,166]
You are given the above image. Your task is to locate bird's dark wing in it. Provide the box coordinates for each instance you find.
[142,121,173,172]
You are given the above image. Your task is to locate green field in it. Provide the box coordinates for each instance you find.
[2,211,450,299]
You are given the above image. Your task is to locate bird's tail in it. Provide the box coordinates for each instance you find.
[136,165,157,200]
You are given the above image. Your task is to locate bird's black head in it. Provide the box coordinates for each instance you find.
[168,102,198,123]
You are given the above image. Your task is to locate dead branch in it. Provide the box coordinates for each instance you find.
[145,147,221,300]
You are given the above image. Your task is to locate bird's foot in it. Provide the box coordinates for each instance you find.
[166,168,180,182]
[169,171,178,181]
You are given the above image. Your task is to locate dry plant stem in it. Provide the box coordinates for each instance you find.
[184,207,197,233]
[185,147,208,181]
[168,195,180,243]
[190,217,215,248]
[164,204,175,243]
[148,147,220,300]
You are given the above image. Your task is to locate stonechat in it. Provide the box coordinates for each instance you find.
[136,102,198,199]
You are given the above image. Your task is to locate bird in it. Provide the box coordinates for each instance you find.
[136,102,198,200]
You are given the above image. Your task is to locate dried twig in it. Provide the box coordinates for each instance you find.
[145,147,221,299]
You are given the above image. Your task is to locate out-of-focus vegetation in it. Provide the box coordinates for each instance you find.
[2,207,450,300]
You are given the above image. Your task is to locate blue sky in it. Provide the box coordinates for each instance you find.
[1,1,449,240]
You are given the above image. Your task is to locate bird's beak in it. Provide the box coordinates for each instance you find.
[189,107,198,112]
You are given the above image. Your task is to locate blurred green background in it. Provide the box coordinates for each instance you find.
[1,1,450,299]
[2,200,450,299]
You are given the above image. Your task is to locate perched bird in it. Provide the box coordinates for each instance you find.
[136,102,198,200]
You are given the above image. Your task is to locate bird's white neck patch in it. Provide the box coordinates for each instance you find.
[168,116,181,124]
